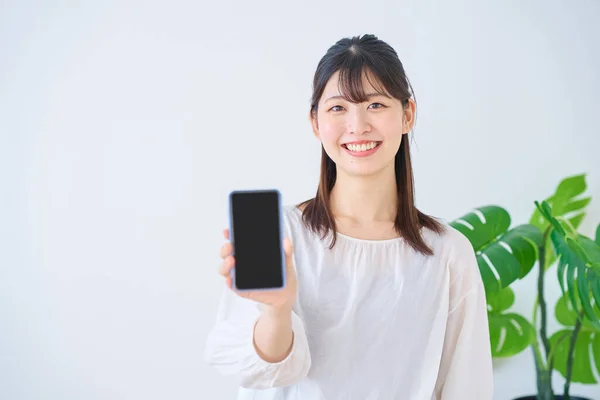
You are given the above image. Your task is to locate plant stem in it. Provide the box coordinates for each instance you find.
[564,310,584,399]
[535,366,554,400]
[532,295,539,328]
[531,344,551,400]
[537,229,552,388]
[531,296,548,373]
[534,227,554,400]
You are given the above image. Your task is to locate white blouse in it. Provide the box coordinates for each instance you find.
[205,205,494,400]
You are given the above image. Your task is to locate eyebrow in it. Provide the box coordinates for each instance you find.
[323,92,391,103]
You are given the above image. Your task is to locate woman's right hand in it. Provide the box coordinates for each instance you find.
[218,229,298,313]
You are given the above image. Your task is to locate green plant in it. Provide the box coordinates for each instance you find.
[450,207,541,357]
[452,174,600,400]
[532,198,600,399]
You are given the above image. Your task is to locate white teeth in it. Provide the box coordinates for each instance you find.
[346,142,379,152]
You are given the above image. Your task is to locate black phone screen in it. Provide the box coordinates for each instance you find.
[229,190,284,290]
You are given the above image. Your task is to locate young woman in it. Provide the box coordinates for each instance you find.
[205,34,494,399]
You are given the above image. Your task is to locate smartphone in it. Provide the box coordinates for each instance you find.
[228,189,286,291]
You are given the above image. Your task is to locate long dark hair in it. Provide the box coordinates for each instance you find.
[298,34,444,256]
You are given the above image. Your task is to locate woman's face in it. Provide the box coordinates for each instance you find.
[311,71,415,178]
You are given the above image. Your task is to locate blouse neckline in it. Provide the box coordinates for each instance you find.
[289,205,406,245]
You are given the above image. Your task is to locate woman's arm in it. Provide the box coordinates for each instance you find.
[434,234,494,399]
[205,287,311,389]
[253,305,295,363]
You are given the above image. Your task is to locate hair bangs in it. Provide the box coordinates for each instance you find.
[336,57,393,104]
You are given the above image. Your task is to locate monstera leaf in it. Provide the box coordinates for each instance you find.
[451,205,543,295]
[535,201,600,330]
[549,291,600,384]
[529,174,591,269]
[487,287,535,357]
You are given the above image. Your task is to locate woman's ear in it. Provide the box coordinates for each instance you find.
[403,98,416,134]
[309,109,320,140]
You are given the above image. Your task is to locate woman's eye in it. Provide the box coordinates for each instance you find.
[330,105,345,112]
[369,103,384,109]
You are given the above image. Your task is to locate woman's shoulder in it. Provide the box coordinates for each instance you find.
[282,203,302,220]
[422,222,483,292]
[280,203,322,255]
[421,221,482,288]
[281,204,306,234]
[421,220,476,264]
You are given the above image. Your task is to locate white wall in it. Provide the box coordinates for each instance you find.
[1,0,599,399]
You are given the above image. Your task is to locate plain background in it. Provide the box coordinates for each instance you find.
[1,0,599,399]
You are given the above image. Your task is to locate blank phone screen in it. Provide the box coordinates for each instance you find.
[229,191,284,290]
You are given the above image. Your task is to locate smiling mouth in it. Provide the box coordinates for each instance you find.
[342,141,382,152]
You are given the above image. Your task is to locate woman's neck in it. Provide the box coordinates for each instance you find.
[330,164,398,223]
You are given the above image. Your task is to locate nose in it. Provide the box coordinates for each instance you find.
[347,107,371,135]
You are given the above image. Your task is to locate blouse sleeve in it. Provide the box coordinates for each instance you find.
[434,233,495,399]
[204,286,312,389]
